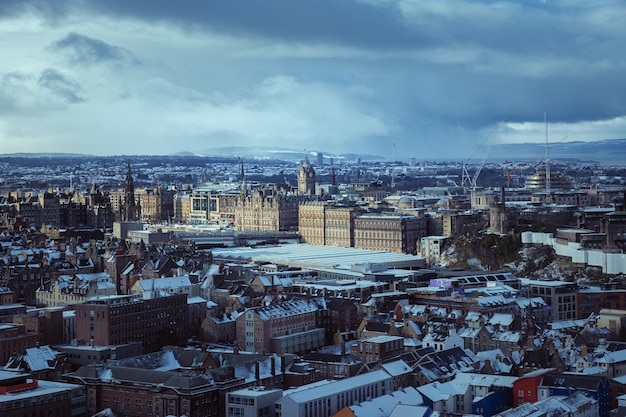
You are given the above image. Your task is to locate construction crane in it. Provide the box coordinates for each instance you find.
[461,118,507,193]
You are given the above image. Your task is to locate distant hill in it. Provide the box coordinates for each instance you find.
[490,138,626,164]
[193,146,385,163]
[2,139,624,164]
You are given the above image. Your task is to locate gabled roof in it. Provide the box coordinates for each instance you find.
[488,313,514,327]
[541,373,608,390]
[135,275,192,291]
[414,347,478,381]
[348,387,424,417]
[252,298,325,321]
[381,359,412,377]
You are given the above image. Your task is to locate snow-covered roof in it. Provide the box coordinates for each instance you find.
[257,275,294,287]
[187,296,207,304]
[465,311,483,322]
[23,346,62,371]
[491,331,520,343]
[348,387,424,417]
[253,298,324,321]
[452,372,517,388]
[515,297,547,309]
[388,404,435,417]
[488,313,514,327]
[212,243,425,270]
[280,369,391,404]
[381,359,412,377]
[476,295,509,307]
[416,381,453,402]
[136,275,191,291]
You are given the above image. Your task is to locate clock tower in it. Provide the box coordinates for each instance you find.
[297,156,316,195]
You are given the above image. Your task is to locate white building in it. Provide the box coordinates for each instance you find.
[226,386,283,417]
[276,369,393,417]
[418,235,448,262]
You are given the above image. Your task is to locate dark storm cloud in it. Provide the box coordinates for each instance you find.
[2,0,625,156]
[79,0,626,125]
[49,33,141,66]
[83,0,425,49]
[38,69,85,103]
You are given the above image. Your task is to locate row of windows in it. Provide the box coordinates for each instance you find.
[228,396,255,405]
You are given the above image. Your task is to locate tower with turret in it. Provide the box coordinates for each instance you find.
[297,156,316,195]
[120,163,141,222]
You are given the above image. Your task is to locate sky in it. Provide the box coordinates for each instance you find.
[1,0,625,160]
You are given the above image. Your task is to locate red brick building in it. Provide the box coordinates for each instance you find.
[75,293,188,353]
[577,289,626,319]
[0,370,86,416]
[68,363,225,417]
[0,323,38,365]
[236,298,325,354]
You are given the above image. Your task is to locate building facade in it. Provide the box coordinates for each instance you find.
[0,371,86,417]
[236,299,325,354]
[297,157,316,196]
[521,279,578,321]
[235,188,301,233]
[276,369,393,417]
[353,213,426,254]
[74,293,188,352]
[298,202,360,248]
[226,387,283,417]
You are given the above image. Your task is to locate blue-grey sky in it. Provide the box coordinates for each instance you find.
[1,0,625,159]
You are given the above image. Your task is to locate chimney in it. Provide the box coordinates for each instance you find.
[255,361,260,383]
[281,355,286,374]
[271,355,276,376]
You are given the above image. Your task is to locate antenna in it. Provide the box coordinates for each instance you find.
[391,139,396,188]
[545,110,551,203]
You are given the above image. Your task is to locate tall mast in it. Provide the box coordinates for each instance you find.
[545,110,551,203]
[391,139,396,188]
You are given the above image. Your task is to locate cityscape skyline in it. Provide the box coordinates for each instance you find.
[1,1,626,160]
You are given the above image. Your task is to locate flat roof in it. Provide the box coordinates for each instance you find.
[0,376,81,403]
[281,370,391,403]
[213,243,425,270]
[228,387,283,397]
[519,278,576,287]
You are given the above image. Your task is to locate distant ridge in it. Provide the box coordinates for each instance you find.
[193,146,385,163]
[490,138,626,164]
[0,152,95,158]
[2,139,624,164]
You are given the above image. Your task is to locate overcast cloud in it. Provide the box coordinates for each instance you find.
[0,0,625,160]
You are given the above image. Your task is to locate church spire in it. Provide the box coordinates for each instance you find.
[123,162,140,222]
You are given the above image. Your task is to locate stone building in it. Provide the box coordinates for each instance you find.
[353,212,427,254]
[299,203,427,254]
[298,202,361,247]
[297,156,316,195]
[235,187,301,233]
